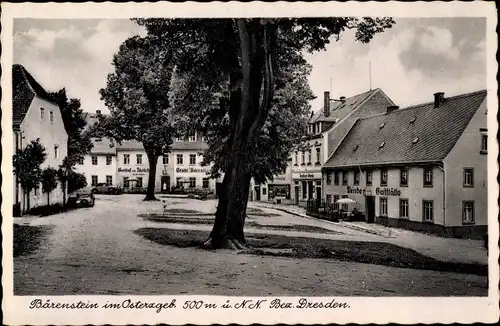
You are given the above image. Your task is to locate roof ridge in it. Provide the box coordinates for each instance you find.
[16,65,37,97]
[357,89,487,122]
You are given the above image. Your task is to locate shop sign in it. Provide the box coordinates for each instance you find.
[292,172,322,180]
[273,175,287,181]
[118,167,149,173]
[176,167,210,174]
[375,187,401,197]
[269,184,291,200]
[347,186,374,196]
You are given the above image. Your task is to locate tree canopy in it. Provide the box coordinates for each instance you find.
[96,35,179,200]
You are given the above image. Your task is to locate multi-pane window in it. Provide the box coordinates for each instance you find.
[315,148,321,163]
[189,177,196,188]
[136,177,143,188]
[399,199,409,219]
[177,154,184,165]
[123,177,129,188]
[326,194,332,204]
[77,157,84,165]
[40,107,44,119]
[54,145,59,159]
[106,155,112,165]
[462,201,475,224]
[353,171,360,185]
[136,154,143,165]
[91,175,98,186]
[423,200,434,222]
[341,195,348,210]
[307,150,312,164]
[123,154,130,165]
[380,168,388,186]
[188,134,196,142]
[400,168,408,187]
[326,172,332,185]
[380,197,388,216]
[302,181,307,199]
[342,171,348,185]
[176,177,182,187]
[163,155,169,165]
[202,178,209,189]
[263,188,267,195]
[481,134,487,153]
[189,154,196,165]
[366,170,373,186]
[463,168,474,187]
[301,151,305,165]
[423,167,433,187]
[106,175,113,185]
[50,111,54,123]
[333,195,340,210]
[334,171,340,185]
[92,155,98,165]
[294,152,298,165]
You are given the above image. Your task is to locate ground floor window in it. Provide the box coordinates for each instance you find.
[136,177,143,188]
[301,181,307,199]
[341,195,348,210]
[399,198,409,218]
[379,197,388,216]
[106,175,113,185]
[333,195,340,210]
[34,183,39,196]
[462,201,475,224]
[123,177,129,188]
[423,200,434,222]
[202,178,209,189]
[176,177,182,187]
[262,188,267,195]
[92,175,98,186]
[189,177,196,188]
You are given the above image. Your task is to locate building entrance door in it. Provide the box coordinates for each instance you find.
[294,186,299,205]
[255,186,261,201]
[307,181,314,200]
[316,186,322,206]
[365,196,375,223]
[161,176,170,194]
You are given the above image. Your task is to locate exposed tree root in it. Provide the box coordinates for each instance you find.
[202,237,250,250]
[143,196,160,201]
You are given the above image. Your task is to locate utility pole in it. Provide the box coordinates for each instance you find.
[369,61,372,91]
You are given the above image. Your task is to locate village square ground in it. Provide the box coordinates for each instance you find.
[13,195,488,296]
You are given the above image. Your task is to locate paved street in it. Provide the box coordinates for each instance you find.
[14,195,488,296]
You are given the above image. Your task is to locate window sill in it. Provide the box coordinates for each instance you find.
[400,184,408,187]
[353,183,359,186]
[300,164,305,166]
[314,162,321,166]
[380,184,387,187]
[422,220,434,224]
[480,150,488,155]
[307,163,312,166]
[423,184,433,188]
[293,164,298,166]
[399,216,409,219]
[462,221,475,225]
[463,185,474,188]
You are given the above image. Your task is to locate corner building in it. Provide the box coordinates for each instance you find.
[322,90,488,239]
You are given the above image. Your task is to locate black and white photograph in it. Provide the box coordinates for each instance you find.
[2,2,498,325]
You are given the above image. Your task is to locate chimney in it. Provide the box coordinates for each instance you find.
[386,105,399,114]
[323,91,330,117]
[340,96,346,103]
[434,92,445,108]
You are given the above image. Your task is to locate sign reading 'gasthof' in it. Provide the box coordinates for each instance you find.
[375,187,401,196]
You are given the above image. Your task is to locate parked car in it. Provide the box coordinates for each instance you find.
[170,186,187,195]
[67,189,95,207]
[92,183,121,194]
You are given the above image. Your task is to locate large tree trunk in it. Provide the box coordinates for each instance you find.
[144,152,159,201]
[62,181,66,207]
[47,192,50,206]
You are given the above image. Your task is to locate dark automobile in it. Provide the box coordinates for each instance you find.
[170,186,187,195]
[67,189,95,207]
[92,183,121,194]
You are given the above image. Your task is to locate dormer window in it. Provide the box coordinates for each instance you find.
[95,138,102,142]
[379,123,385,129]
[379,141,385,149]
[412,137,419,144]
[40,107,45,119]
[409,117,416,124]
[50,111,54,123]
[351,100,357,105]
[353,144,359,152]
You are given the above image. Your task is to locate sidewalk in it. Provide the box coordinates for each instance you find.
[249,202,488,265]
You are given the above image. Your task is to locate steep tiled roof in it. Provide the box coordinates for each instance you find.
[12,64,56,129]
[324,90,487,168]
[309,89,377,124]
[116,140,208,151]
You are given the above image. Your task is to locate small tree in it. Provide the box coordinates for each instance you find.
[12,138,47,211]
[41,167,58,205]
[67,171,87,193]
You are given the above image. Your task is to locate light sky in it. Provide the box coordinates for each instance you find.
[13,18,486,113]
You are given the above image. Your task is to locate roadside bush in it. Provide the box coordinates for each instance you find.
[25,203,77,217]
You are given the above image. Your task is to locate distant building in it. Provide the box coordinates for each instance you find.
[76,124,219,193]
[12,64,68,212]
[322,90,488,239]
[250,88,395,206]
